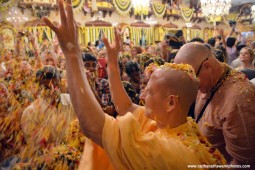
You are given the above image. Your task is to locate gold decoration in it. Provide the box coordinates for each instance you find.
[72,0,85,13]
[133,2,149,16]
[223,13,239,25]
[206,16,222,23]
[84,26,114,47]
[113,0,132,16]
[180,7,194,22]
[130,27,154,45]
[152,2,166,18]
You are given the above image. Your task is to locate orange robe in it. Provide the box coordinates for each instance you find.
[79,107,226,170]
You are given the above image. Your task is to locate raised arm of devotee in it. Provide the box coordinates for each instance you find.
[43,0,104,146]
[28,33,43,69]
[102,29,139,116]
[217,28,226,47]
[160,40,169,61]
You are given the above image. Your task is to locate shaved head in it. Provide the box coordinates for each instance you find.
[151,64,198,111]
[174,43,213,72]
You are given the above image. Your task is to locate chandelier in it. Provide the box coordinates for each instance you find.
[200,0,232,17]
[5,6,28,24]
[252,5,255,19]
[131,0,150,16]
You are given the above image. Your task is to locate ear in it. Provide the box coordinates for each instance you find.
[203,61,212,72]
[166,95,179,113]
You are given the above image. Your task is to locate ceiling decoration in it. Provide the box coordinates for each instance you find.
[152,2,167,18]
[200,0,232,17]
[112,0,132,16]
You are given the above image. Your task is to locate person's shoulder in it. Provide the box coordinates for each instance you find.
[251,78,255,85]
[23,99,40,112]
[132,106,145,114]
[240,68,255,80]
[225,70,255,97]
[230,58,241,68]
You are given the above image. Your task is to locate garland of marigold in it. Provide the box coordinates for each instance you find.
[180,7,194,22]
[113,0,132,16]
[84,27,114,46]
[72,0,85,13]
[133,5,149,16]
[152,2,166,18]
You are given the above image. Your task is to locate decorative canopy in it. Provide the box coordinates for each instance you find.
[130,21,150,27]
[85,20,112,27]
[163,22,178,29]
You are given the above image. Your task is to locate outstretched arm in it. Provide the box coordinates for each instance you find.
[43,0,104,146]
[28,33,43,69]
[102,29,139,116]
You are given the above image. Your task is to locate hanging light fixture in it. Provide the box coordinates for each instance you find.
[131,0,150,16]
[200,0,232,17]
[252,5,255,19]
[5,6,28,24]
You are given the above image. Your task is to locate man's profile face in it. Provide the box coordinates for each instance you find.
[140,70,168,121]
[174,45,212,94]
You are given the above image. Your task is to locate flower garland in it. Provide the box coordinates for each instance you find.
[152,2,166,18]
[180,7,194,22]
[113,0,132,16]
[72,0,85,13]
[133,5,149,16]
[206,16,222,23]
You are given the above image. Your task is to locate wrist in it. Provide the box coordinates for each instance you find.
[107,59,118,65]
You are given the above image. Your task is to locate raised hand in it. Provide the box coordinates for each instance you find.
[43,0,80,56]
[102,27,123,63]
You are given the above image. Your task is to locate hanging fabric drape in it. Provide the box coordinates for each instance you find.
[130,27,154,46]
[154,26,165,42]
[84,27,114,46]
[203,28,214,42]
[24,26,54,45]
[190,29,203,40]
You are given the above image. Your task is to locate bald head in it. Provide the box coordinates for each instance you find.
[174,43,213,72]
[151,64,198,111]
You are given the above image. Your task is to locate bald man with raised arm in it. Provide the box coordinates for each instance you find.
[175,43,255,166]
[44,1,226,169]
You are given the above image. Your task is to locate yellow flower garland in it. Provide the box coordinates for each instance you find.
[113,0,132,16]
[152,3,166,18]
[133,6,149,16]
[72,0,85,13]
[180,7,194,22]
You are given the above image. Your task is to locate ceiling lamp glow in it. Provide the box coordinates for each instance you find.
[132,0,150,16]
[252,5,255,19]
[200,0,232,17]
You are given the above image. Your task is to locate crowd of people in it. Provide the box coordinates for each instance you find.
[0,0,255,169]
